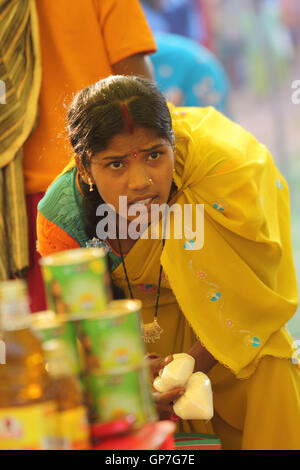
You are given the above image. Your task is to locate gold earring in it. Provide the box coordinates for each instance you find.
[88,177,94,192]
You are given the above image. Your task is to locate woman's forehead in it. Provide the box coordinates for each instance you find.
[97,127,168,157]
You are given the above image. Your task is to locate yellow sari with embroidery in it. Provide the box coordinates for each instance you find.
[111,105,300,450]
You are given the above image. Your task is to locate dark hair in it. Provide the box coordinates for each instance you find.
[67,75,174,169]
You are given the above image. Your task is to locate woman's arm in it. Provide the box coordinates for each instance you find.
[188,341,218,374]
[112,53,154,81]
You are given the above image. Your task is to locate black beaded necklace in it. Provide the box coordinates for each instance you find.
[116,208,168,343]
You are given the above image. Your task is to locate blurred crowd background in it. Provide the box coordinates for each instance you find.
[140,0,300,341]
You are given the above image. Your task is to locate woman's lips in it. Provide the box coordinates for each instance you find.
[127,197,160,221]
[129,196,157,208]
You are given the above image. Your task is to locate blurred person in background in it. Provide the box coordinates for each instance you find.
[0,0,156,312]
[281,0,300,65]
[208,0,249,90]
[140,0,170,34]
[141,1,230,113]
[141,0,205,43]
[209,0,294,94]
[150,32,230,113]
[195,0,214,50]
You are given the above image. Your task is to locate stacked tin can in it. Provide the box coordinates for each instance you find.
[76,301,157,428]
[37,247,157,434]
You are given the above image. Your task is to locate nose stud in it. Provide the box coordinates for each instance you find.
[148,177,153,184]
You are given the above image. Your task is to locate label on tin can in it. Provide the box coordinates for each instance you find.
[77,311,146,373]
[84,367,157,426]
[33,318,82,375]
[41,248,110,315]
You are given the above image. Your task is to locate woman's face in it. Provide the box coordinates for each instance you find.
[89,127,175,226]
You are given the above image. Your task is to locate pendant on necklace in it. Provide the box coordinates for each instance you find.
[142,319,164,343]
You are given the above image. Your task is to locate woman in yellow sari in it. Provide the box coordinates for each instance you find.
[37,75,300,450]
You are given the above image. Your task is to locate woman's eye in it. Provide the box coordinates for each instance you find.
[109,161,123,170]
[148,152,160,161]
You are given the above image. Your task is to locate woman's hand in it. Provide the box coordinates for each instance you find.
[152,387,185,420]
[145,354,185,421]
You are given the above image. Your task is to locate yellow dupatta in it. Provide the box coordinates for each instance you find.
[161,104,299,378]
[111,104,299,379]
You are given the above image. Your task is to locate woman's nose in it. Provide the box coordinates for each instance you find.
[127,167,151,191]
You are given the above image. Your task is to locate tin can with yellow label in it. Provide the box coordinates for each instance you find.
[76,300,146,374]
[31,311,82,376]
[40,248,111,315]
[84,365,157,427]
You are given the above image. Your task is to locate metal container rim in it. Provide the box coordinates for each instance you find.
[83,360,150,377]
[64,299,142,322]
[39,247,106,267]
[31,310,63,330]
[31,299,143,325]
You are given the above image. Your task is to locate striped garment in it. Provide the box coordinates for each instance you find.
[0,0,41,279]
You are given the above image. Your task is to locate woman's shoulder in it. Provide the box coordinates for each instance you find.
[170,104,230,135]
[38,168,78,217]
[38,168,88,246]
[170,104,261,160]
[170,104,227,147]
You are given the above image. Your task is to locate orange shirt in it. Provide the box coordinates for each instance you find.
[23,0,156,194]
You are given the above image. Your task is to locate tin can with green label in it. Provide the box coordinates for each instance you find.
[40,248,111,315]
[31,311,82,376]
[75,300,146,373]
[85,365,157,426]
